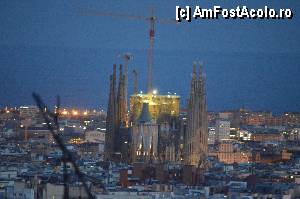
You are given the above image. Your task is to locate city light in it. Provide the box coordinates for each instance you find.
[0,2,299,197]
[72,110,78,116]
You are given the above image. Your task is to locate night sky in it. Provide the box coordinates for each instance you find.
[0,1,300,113]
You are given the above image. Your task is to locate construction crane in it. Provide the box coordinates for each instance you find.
[148,8,155,93]
[81,8,177,94]
[133,69,138,95]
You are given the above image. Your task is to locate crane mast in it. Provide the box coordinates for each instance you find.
[133,70,138,94]
[82,8,177,94]
[148,8,155,93]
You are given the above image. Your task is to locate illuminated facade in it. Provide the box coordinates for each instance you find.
[131,103,158,162]
[251,132,283,142]
[216,141,251,164]
[216,120,230,141]
[208,127,216,145]
[238,130,252,141]
[130,93,180,123]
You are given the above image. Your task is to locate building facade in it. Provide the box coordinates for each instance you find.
[131,103,158,163]
[130,93,180,124]
[216,120,230,141]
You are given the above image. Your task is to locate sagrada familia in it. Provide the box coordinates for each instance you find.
[184,63,209,167]
[104,62,208,168]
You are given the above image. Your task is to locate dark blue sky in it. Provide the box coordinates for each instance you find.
[0,1,299,113]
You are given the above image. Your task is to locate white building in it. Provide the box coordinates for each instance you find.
[238,129,252,141]
[216,120,230,141]
[19,106,39,119]
[85,130,105,154]
[208,127,216,145]
[289,128,300,141]
[85,130,105,143]
[20,105,41,126]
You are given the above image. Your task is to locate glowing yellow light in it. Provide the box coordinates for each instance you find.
[6,110,10,113]
[83,111,88,116]
[62,110,68,115]
[152,89,158,95]
[72,110,78,116]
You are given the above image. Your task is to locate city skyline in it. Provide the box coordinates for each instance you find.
[1,1,299,113]
[1,1,300,198]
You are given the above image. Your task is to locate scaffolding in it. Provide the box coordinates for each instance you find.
[130,93,180,122]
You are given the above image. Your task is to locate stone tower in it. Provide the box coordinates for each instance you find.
[116,64,127,128]
[105,64,117,160]
[105,64,128,161]
[184,63,208,167]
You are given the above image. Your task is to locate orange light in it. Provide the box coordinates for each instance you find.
[72,110,78,116]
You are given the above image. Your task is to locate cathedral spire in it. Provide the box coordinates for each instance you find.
[185,63,208,167]
[119,64,123,80]
[117,64,127,127]
[105,64,117,160]
[105,63,130,161]
[193,62,197,81]
[113,64,117,91]
[199,62,203,81]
